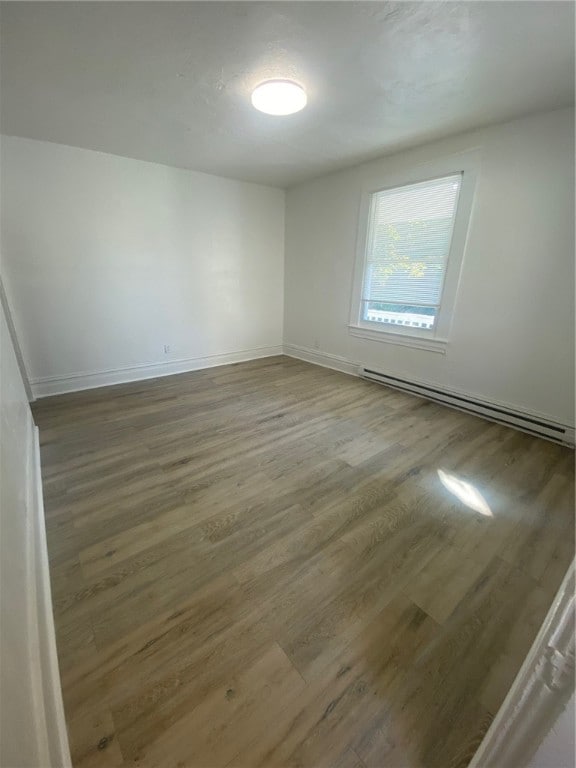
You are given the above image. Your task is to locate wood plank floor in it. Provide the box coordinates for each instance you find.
[32,356,575,768]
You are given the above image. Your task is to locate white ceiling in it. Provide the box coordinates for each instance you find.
[1,1,574,188]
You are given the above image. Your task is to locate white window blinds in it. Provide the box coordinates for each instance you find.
[362,174,461,330]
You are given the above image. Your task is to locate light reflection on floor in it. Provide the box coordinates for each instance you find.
[437,468,493,517]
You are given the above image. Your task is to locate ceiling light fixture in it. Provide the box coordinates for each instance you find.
[251,80,307,116]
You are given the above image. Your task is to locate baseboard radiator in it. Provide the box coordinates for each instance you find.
[360,367,575,447]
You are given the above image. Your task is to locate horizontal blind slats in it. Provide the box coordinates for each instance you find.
[363,174,461,308]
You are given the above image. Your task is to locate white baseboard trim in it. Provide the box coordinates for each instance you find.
[359,366,574,446]
[31,426,72,767]
[21,419,71,766]
[282,343,574,446]
[32,342,575,445]
[282,343,360,377]
[31,345,284,398]
[470,559,575,768]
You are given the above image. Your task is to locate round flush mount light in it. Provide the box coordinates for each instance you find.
[251,80,307,115]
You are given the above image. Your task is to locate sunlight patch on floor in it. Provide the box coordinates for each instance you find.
[437,469,493,517]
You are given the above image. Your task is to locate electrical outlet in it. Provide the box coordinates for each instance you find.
[163,344,171,354]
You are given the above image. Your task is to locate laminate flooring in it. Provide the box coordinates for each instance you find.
[32,356,575,768]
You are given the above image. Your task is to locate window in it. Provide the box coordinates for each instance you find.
[361,174,461,331]
[350,160,476,352]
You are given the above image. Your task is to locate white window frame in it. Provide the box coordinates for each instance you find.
[349,151,479,354]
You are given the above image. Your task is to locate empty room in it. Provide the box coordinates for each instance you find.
[1,2,575,767]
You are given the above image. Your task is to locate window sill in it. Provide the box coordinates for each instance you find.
[348,325,448,354]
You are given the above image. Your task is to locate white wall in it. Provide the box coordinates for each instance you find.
[0,290,70,767]
[0,290,39,766]
[529,695,575,768]
[0,136,285,396]
[2,111,574,421]
[284,108,575,427]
